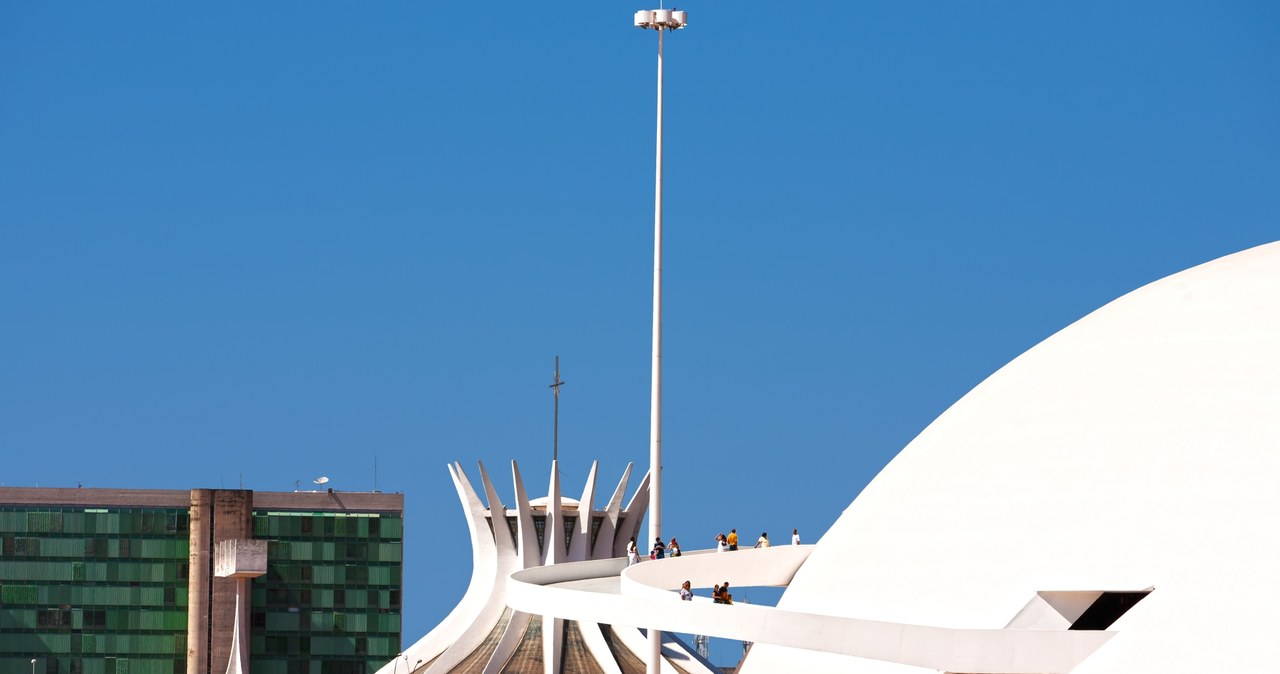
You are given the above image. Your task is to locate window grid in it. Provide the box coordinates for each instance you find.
[249,511,402,674]
[0,507,190,674]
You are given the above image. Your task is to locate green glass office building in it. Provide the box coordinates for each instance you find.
[250,509,403,674]
[0,488,403,674]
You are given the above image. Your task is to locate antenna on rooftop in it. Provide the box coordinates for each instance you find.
[694,634,708,659]
[549,355,565,463]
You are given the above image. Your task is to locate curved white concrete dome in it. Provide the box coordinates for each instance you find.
[746,242,1280,673]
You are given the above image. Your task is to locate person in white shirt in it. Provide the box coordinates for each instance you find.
[792,528,800,545]
[754,532,770,548]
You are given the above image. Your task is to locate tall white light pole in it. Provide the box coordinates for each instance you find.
[633,7,687,674]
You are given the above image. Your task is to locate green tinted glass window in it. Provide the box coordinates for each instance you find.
[0,506,189,674]
[251,511,402,674]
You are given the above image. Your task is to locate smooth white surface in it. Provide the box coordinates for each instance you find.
[646,20,666,674]
[747,241,1280,673]
[568,464,598,562]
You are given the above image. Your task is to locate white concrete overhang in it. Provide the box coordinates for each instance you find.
[526,496,580,511]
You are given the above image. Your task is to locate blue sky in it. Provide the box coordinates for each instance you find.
[2,0,1277,664]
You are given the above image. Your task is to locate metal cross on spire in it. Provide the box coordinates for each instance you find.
[549,355,565,463]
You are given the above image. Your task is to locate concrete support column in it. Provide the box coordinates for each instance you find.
[186,490,255,674]
[187,490,212,674]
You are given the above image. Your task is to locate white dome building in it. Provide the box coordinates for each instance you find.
[398,242,1280,674]
[743,241,1280,672]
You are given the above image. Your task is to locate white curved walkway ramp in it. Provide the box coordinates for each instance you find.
[507,546,1115,674]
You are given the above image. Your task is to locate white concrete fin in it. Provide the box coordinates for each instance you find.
[616,470,651,558]
[592,463,633,559]
[420,464,543,674]
[544,460,564,566]
[511,460,540,568]
[577,618,627,674]
[611,625,682,674]
[542,615,564,674]
[451,462,497,565]
[476,460,505,512]
[403,463,502,673]
[477,461,516,558]
[422,600,509,674]
[479,610,532,674]
[422,574,525,673]
[568,461,598,562]
[452,461,486,517]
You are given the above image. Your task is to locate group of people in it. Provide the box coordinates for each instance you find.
[627,535,683,566]
[630,528,802,563]
[712,527,800,552]
[712,582,733,604]
[678,580,732,604]
[625,528,804,606]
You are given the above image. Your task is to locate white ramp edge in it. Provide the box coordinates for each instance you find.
[507,547,1116,674]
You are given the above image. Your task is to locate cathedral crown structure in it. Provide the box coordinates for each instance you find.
[386,460,718,674]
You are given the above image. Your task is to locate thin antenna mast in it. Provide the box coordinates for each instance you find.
[549,355,565,463]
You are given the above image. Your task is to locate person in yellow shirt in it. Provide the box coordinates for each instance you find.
[727,529,738,551]
[754,532,770,548]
